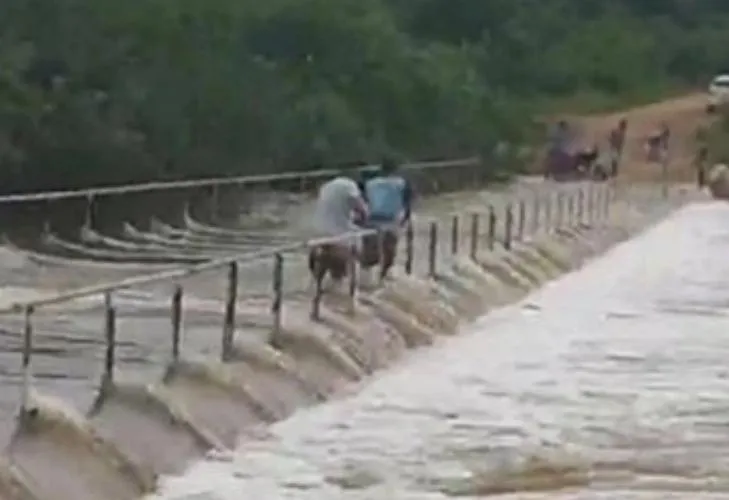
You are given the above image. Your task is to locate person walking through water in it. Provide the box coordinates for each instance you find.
[608,118,627,177]
[308,172,369,290]
[359,158,413,284]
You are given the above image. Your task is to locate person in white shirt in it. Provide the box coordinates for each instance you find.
[308,174,369,286]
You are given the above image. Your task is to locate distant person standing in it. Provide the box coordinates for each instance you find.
[608,118,628,177]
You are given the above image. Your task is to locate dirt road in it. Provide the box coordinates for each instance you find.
[575,93,714,183]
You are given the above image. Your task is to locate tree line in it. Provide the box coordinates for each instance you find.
[0,0,728,193]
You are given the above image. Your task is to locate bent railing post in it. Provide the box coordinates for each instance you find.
[20,306,34,417]
[469,212,479,260]
[221,261,238,361]
[271,253,283,341]
[171,285,183,363]
[404,222,414,275]
[102,292,117,389]
[428,221,438,277]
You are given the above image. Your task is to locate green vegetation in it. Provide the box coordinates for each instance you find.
[1,0,728,192]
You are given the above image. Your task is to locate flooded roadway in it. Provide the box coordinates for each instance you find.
[147,199,729,500]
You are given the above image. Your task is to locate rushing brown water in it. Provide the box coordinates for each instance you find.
[0,177,590,446]
[142,198,729,500]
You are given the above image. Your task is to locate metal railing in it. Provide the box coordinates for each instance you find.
[5,181,615,416]
[0,157,485,234]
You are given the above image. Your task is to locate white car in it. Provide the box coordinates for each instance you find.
[707,74,729,112]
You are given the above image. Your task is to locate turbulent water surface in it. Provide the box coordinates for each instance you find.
[144,200,729,500]
[0,178,592,443]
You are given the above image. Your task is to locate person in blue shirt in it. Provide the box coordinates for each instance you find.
[358,158,413,282]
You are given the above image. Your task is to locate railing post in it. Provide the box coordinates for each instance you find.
[599,185,605,220]
[347,243,357,315]
[210,184,220,221]
[221,261,238,361]
[404,222,414,275]
[171,285,183,363]
[605,184,612,218]
[567,193,575,227]
[487,206,496,250]
[311,248,323,321]
[428,221,438,277]
[504,204,513,250]
[517,199,525,240]
[271,253,283,341]
[545,193,553,232]
[585,186,592,225]
[531,197,540,236]
[20,306,34,417]
[556,193,564,228]
[451,215,459,255]
[469,212,479,260]
[102,292,117,389]
[84,194,95,229]
[577,188,585,226]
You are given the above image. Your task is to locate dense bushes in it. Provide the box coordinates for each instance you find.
[0,0,728,192]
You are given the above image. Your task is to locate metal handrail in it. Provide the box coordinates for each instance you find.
[0,157,479,204]
[13,181,617,420]
[0,223,399,314]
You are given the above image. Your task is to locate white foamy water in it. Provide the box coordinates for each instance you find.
[151,200,729,499]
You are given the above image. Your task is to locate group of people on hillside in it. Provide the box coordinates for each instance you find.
[546,117,678,179]
[308,159,412,290]
[546,119,628,179]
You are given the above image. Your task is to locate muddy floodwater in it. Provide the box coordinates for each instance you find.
[0,178,591,444]
[146,200,729,500]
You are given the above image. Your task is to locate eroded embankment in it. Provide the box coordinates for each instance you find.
[1,187,693,500]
